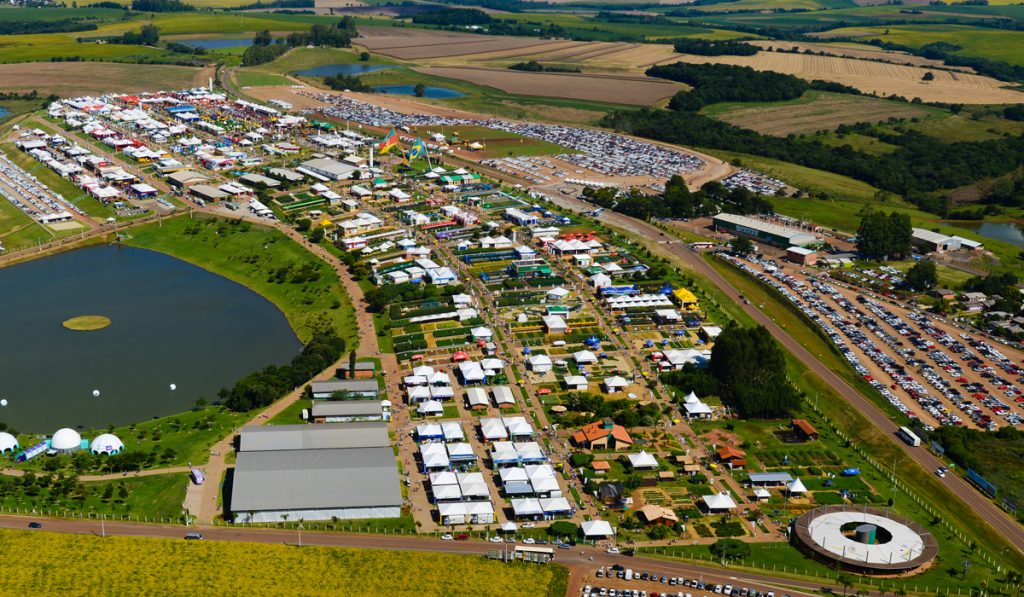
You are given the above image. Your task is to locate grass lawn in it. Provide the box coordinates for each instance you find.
[266,398,310,426]
[0,473,188,521]
[234,70,292,88]
[821,24,1024,68]
[0,191,55,251]
[125,214,357,345]
[0,528,569,596]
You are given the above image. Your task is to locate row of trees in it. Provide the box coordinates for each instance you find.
[130,0,194,11]
[507,61,580,73]
[113,24,159,46]
[242,19,356,66]
[412,7,492,26]
[581,176,773,222]
[856,210,912,261]
[323,74,371,92]
[0,19,98,35]
[672,38,758,57]
[648,63,808,112]
[219,331,345,411]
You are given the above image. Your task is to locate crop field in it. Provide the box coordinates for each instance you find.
[813,24,1024,68]
[0,62,211,97]
[414,66,680,106]
[705,91,935,136]
[746,40,965,70]
[0,529,568,595]
[357,27,558,61]
[670,52,1024,104]
[878,112,1024,143]
[688,0,855,12]
[126,215,356,345]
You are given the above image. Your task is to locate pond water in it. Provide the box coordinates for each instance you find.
[179,38,254,49]
[0,245,302,431]
[291,63,394,77]
[374,85,464,99]
[948,221,1024,249]
[0,107,10,120]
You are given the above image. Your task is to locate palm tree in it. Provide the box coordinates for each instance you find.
[837,573,854,597]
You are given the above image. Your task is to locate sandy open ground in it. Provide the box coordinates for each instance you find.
[0,63,214,97]
[414,66,680,105]
[657,53,1024,104]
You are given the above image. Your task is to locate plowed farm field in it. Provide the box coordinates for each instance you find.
[413,66,681,105]
[0,62,212,97]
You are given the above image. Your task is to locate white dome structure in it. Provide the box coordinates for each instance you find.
[0,432,18,454]
[50,428,82,453]
[90,433,124,456]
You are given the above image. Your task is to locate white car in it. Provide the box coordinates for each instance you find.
[488,536,504,543]
[523,538,536,544]
[440,534,454,541]
[607,546,620,554]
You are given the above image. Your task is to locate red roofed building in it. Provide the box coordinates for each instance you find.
[716,446,747,468]
[792,419,819,441]
[572,419,633,451]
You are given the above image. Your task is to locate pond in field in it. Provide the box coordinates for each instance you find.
[374,85,464,99]
[291,63,394,77]
[947,221,1024,249]
[179,38,254,49]
[0,245,302,431]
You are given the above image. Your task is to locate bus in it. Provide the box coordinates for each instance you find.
[897,426,921,447]
[514,546,555,563]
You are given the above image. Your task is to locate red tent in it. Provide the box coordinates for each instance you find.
[452,351,469,362]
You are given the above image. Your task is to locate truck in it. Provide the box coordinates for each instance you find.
[897,426,921,447]
[624,569,633,581]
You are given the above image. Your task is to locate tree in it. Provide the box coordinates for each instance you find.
[348,351,357,380]
[413,83,426,98]
[731,235,754,255]
[709,325,800,418]
[922,71,935,81]
[309,227,325,243]
[117,483,129,502]
[359,51,370,61]
[904,260,938,291]
[857,210,912,260]
[296,218,312,232]
[548,521,579,538]
[837,573,855,597]
[709,538,751,561]
[253,29,273,47]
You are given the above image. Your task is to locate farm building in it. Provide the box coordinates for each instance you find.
[911,228,962,253]
[572,419,633,451]
[309,401,389,423]
[786,246,817,266]
[639,505,679,526]
[310,379,380,400]
[165,169,209,189]
[230,423,401,523]
[712,213,817,247]
[336,361,376,379]
[747,472,794,488]
[563,375,589,391]
[299,157,359,181]
[792,419,820,441]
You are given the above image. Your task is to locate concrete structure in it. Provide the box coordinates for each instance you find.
[310,379,380,400]
[792,506,938,575]
[713,213,817,247]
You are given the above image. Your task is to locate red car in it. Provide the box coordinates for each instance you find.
[455,533,469,541]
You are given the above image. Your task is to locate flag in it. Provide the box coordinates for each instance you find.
[408,137,428,160]
[377,127,400,154]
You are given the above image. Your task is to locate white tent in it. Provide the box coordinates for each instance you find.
[417,400,444,417]
[421,442,450,468]
[573,350,597,364]
[50,428,81,453]
[546,286,570,300]
[500,521,518,532]
[527,354,552,373]
[603,376,629,392]
[702,492,737,512]
[0,432,18,454]
[471,326,493,339]
[466,387,489,409]
[627,451,658,470]
[581,519,614,538]
[683,391,699,404]
[89,433,123,455]
[787,478,807,494]
[511,498,543,518]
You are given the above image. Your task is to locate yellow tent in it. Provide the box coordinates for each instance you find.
[320,219,335,228]
[672,288,699,311]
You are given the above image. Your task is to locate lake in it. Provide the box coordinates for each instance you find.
[0,245,302,431]
[949,221,1024,249]
[179,38,254,50]
[0,107,9,120]
[374,85,464,99]
[291,64,394,77]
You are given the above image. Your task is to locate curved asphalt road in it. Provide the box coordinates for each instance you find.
[539,191,1024,556]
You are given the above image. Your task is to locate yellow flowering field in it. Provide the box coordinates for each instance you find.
[0,530,568,596]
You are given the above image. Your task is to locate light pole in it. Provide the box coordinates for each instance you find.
[297,523,303,548]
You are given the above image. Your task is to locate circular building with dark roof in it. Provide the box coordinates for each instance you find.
[792,506,938,575]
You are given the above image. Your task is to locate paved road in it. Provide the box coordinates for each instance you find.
[539,191,1024,556]
[0,513,833,597]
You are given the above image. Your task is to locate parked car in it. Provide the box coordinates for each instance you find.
[27,522,42,529]
[441,534,454,541]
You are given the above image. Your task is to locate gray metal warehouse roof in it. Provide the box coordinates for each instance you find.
[311,380,380,394]
[310,401,383,417]
[238,422,389,452]
[230,447,402,512]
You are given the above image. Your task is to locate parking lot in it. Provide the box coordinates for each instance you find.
[723,254,1024,430]
[582,564,792,597]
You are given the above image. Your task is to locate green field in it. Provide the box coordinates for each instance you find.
[125,215,356,345]
[490,12,752,42]
[0,474,188,521]
[0,193,55,252]
[233,70,291,88]
[0,529,569,595]
[817,24,1024,67]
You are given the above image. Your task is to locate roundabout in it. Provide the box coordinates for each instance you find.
[791,506,938,575]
